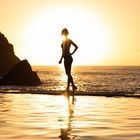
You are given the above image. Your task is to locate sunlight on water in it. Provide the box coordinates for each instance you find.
[33,66,140,93]
[57,73,67,91]
[0,93,140,140]
[0,66,140,94]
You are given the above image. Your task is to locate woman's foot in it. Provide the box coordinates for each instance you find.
[72,85,77,91]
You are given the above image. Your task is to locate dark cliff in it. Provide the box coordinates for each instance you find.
[0,32,41,85]
[0,32,20,76]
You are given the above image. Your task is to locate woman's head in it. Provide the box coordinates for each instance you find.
[61,28,69,36]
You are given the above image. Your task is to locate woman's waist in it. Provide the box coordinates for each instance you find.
[63,55,72,59]
[63,53,71,58]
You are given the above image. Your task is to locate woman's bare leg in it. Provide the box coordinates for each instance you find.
[64,57,77,91]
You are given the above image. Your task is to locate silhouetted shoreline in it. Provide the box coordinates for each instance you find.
[0,90,139,98]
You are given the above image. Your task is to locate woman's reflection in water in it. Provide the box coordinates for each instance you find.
[59,93,77,140]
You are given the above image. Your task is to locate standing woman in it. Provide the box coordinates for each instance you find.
[59,28,78,92]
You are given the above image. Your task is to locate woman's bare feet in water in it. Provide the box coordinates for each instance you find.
[72,85,77,91]
[66,85,77,92]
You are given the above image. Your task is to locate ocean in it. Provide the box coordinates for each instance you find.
[0,66,140,140]
[0,66,140,95]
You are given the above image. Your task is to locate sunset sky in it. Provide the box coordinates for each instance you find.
[0,0,140,66]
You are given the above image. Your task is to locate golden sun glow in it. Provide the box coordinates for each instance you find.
[1,0,140,66]
[20,7,112,65]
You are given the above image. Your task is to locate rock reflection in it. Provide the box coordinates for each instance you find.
[59,93,77,140]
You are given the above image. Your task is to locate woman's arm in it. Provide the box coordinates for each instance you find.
[71,40,78,55]
[59,44,63,64]
[59,54,63,64]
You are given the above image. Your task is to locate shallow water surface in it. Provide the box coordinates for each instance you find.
[0,94,140,140]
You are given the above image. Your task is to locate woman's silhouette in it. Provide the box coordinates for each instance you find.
[59,28,78,92]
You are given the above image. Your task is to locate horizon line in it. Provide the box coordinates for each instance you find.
[32,65,140,67]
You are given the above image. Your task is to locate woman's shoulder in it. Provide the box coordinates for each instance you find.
[68,39,73,44]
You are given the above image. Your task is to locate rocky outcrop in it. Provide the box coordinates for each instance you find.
[3,60,41,85]
[0,32,41,85]
[0,32,20,76]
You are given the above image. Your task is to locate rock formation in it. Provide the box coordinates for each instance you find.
[3,60,41,85]
[0,32,41,85]
[0,32,20,76]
